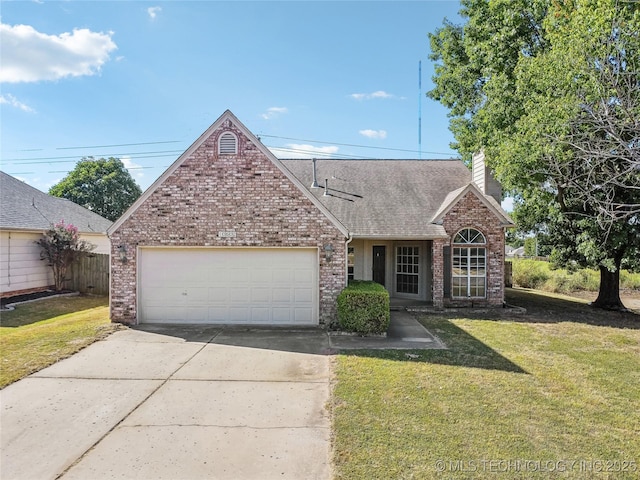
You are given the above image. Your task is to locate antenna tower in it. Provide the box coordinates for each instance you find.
[418,60,422,160]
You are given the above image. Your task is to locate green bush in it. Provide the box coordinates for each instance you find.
[621,270,640,290]
[337,281,390,335]
[512,259,551,289]
[512,259,638,293]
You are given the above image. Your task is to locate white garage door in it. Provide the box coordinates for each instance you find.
[138,248,318,325]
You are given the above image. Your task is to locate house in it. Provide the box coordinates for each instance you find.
[0,171,112,297]
[108,110,513,326]
[506,246,525,258]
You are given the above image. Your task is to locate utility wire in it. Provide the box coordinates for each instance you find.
[258,134,456,156]
[56,140,182,150]
[4,135,457,163]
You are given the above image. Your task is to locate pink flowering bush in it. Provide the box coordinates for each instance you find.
[35,220,95,291]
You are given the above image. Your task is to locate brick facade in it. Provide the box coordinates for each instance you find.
[110,118,346,325]
[432,190,506,307]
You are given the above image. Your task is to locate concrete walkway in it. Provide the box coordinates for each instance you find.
[1,311,441,480]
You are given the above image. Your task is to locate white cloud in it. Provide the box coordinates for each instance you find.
[261,106,288,120]
[0,93,35,112]
[0,23,117,83]
[269,143,339,159]
[359,129,387,139]
[350,90,395,101]
[147,7,162,20]
[501,196,514,213]
[121,156,144,179]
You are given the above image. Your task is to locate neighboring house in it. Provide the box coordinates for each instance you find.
[108,110,513,326]
[506,246,525,258]
[0,171,112,297]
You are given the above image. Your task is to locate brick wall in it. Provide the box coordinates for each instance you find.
[438,190,506,307]
[110,118,346,325]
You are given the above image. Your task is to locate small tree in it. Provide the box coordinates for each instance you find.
[36,221,95,291]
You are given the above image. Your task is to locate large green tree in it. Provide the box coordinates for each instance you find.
[429,0,640,310]
[50,157,142,221]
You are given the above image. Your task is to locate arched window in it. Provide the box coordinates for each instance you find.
[452,228,486,298]
[218,132,238,155]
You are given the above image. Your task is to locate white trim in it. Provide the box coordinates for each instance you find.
[108,110,349,238]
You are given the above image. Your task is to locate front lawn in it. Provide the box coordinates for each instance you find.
[0,295,118,388]
[332,289,640,479]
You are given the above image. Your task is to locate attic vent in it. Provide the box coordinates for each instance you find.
[218,132,238,155]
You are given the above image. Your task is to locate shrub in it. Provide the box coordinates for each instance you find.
[512,258,638,293]
[337,281,390,335]
[35,221,95,291]
[512,259,551,289]
[621,270,640,290]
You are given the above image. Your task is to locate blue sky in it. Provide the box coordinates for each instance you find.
[1,0,465,194]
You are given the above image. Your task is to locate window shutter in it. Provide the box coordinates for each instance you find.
[219,132,237,154]
[443,246,451,297]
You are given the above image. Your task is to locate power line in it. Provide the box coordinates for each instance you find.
[2,150,184,164]
[258,134,456,156]
[264,146,371,159]
[56,140,182,150]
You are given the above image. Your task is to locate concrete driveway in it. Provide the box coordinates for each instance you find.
[1,326,334,480]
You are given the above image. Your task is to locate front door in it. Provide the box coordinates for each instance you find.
[372,246,386,286]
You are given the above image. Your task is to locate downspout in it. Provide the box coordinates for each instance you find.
[7,232,11,287]
[345,234,353,285]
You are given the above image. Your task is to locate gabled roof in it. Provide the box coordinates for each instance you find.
[0,171,112,233]
[108,110,349,237]
[281,159,475,238]
[430,182,514,226]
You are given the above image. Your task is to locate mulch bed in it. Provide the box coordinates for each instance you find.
[1,290,75,308]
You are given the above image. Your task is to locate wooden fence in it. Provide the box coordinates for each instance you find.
[505,261,513,288]
[68,253,109,296]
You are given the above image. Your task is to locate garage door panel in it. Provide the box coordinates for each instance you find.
[251,269,273,283]
[272,269,293,283]
[228,268,249,282]
[187,288,209,304]
[139,248,318,325]
[272,307,292,323]
[294,308,313,323]
[272,288,292,303]
[144,288,185,306]
[250,307,270,322]
[186,307,209,323]
[208,287,229,303]
[208,307,228,322]
[294,269,314,284]
[228,307,249,322]
[295,288,313,302]
[251,288,271,302]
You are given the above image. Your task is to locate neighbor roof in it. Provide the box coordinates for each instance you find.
[0,171,112,233]
[282,159,478,238]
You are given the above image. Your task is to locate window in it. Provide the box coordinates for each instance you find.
[396,246,419,294]
[452,228,486,298]
[218,132,237,155]
[347,247,355,281]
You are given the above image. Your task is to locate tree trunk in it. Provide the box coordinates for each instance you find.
[591,265,625,310]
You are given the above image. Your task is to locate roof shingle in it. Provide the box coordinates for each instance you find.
[0,171,112,233]
[281,159,473,238]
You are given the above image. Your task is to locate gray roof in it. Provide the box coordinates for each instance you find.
[0,171,112,233]
[281,159,473,238]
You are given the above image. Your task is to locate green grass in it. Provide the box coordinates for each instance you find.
[511,258,640,293]
[0,296,119,388]
[332,292,640,479]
